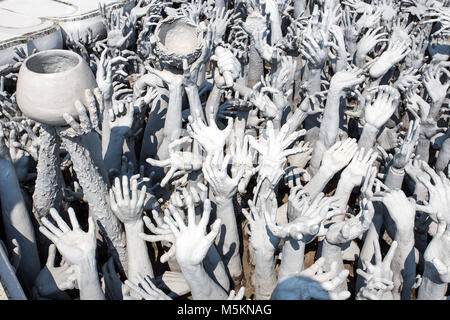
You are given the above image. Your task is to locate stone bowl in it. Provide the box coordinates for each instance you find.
[153,16,203,69]
[16,49,97,126]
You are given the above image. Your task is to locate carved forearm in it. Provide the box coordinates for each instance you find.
[436,137,450,172]
[358,123,379,149]
[158,85,183,160]
[124,220,154,283]
[179,263,228,300]
[32,126,64,218]
[320,239,347,293]
[303,164,334,198]
[253,250,277,300]
[215,198,243,280]
[384,166,405,190]
[278,237,306,279]
[310,89,342,173]
[76,257,106,300]
[391,230,415,300]
[61,136,127,271]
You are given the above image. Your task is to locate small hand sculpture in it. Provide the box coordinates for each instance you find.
[33,244,77,299]
[340,147,378,187]
[58,89,103,138]
[357,240,398,300]
[164,196,221,267]
[211,46,241,89]
[109,175,147,224]
[248,119,308,187]
[229,134,259,194]
[146,136,203,187]
[125,274,172,300]
[187,110,233,156]
[202,150,242,203]
[369,41,411,78]
[39,208,96,268]
[364,86,400,130]
[325,198,375,244]
[320,138,359,176]
[140,210,176,263]
[266,191,342,242]
[391,120,420,169]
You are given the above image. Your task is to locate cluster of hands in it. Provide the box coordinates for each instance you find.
[0,0,449,301]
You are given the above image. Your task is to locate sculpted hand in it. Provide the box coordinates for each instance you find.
[229,134,259,194]
[96,49,127,101]
[423,62,450,103]
[165,196,221,266]
[58,88,102,138]
[416,162,450,226]
[33,244,77,299]
[202,150,242,203]
[329,65,365,93]
[357,240,397,300]
[39,208,97,267]
[109,175,146,225]
[242,195,280,253]
[391,120,420,169]
[369,41,410,78]
[140,210,176,263]
[146,136,203,187]
[125,274,172,300]
[356,27,389,59]
[211,46,241,89]
[373,188,416,233]
[266,191,342,242]
[340,147,378,187]
[364,85,400,129]
[393,68,420,92]
[320,138,359,176]
[301,31,329,70]
[325,198,375,244]
[248,119,308,187]
[187,110,233,156]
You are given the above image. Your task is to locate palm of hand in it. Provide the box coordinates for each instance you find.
[251,92,279,119]
[249,215,279,252]
[365,88,398,129]
[35,264,76,296]
[175,225,210,266]
[382,190,416,231]
[322,140,358,174]
[198,129,227,154]
[330,70,363,92]
[343,158,372,187]
[56,230,96,266]
[115,200,141,223]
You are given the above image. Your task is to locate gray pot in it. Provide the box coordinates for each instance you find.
[16,49,97,126]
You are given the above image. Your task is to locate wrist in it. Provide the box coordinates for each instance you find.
[124,219,144,233]
[389,164,406,174]
[76,255,98,276]
[214,195,233,207]
[396,225,415,240]
[336,177,356,194]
